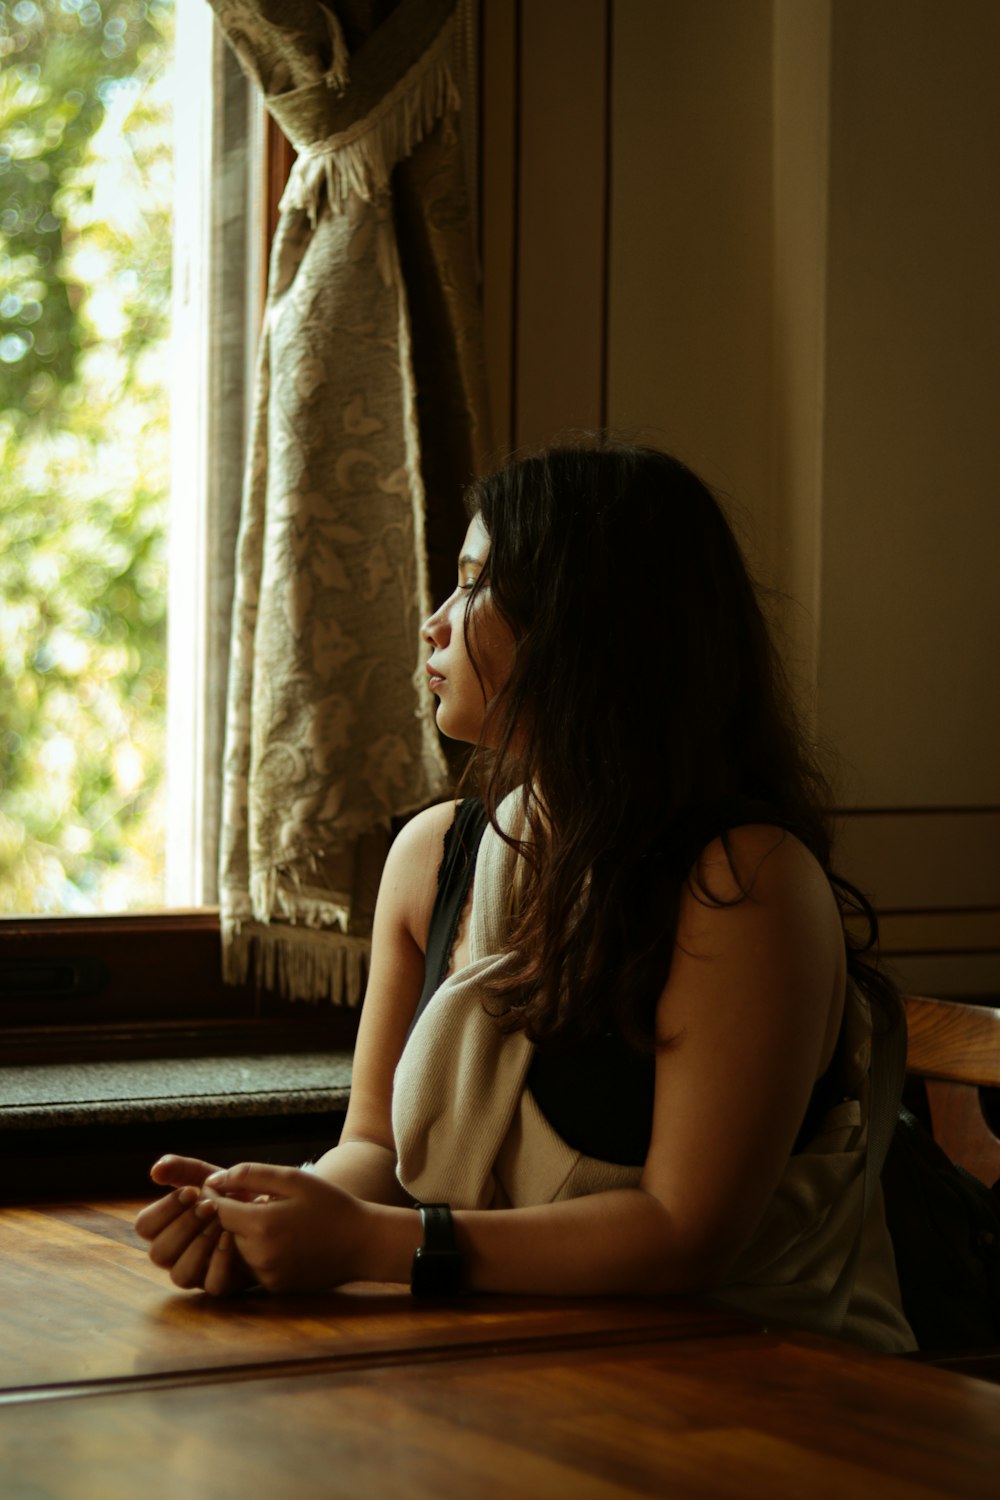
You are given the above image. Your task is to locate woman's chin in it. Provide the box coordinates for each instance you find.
[433,707,479,747]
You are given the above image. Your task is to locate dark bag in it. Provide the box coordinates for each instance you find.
[881,1105,1000,1351]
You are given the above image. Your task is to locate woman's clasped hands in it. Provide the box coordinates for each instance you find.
[135,1154,373,1295]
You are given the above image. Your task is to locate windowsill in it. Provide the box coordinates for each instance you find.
[0,910,363,1064]
[0,1052,353,1132]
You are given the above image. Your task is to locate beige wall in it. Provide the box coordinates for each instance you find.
[481,0,609,457]
[820,0,1000,806]
[479,0,1000,996]
[608,0,776,537]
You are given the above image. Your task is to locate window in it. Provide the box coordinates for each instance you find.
[2,0,177,915]
[0,4,351,1057]
[0,0,265,916]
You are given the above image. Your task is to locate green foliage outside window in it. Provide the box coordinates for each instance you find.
[0,0,173,912]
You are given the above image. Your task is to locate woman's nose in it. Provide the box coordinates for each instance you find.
[421,597,450,646]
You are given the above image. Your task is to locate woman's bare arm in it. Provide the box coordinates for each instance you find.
[136,801,456,1284]
[306,799,457,1203]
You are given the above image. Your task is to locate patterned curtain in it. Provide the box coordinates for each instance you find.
[209,0,490,1005]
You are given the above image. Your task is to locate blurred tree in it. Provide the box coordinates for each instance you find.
[0,0,174,912]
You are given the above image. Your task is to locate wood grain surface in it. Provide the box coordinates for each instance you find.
[901,994,1000,1181]
[3,1198,999,1500]
[903,995,1000,1088]
[3,1329,999,1499]
[0,1199,750,1393]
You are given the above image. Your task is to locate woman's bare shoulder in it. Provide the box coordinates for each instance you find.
[677,823,844,979]
[690,823,829,907]
[389,799,458,859]
[380,800,459,952]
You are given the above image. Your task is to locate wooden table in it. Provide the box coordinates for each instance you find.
[2,1199,999,1499]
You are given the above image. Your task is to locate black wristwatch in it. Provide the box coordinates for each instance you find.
[410,1203,464,1297]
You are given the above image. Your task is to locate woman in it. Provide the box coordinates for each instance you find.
[137,442,914,1351]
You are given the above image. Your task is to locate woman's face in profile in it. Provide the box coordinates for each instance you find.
[422,515,516,746]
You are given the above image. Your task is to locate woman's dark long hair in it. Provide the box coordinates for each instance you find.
[461,439,897,1049]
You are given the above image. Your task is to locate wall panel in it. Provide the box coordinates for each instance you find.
[836,809,1000,997]
[515,0,609,450]
[607,0,775,543]
[818,0,1000,809]
[477,0,1000,999]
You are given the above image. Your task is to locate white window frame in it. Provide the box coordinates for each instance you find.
[167,6,266,906]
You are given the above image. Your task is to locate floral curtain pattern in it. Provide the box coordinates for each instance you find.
[209,0,490,1004]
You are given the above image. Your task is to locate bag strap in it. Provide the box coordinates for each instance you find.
[824,989,908,1330]
[864,993,908,1214]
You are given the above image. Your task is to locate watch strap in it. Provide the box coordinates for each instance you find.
[411,1202,463,1297]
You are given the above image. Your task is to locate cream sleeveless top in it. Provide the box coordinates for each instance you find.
[392,794,915,1354]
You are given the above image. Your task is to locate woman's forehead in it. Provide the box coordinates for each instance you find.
[461,514,490,559]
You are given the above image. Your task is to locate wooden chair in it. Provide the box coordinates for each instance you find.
[902,994,1000,1186]
[899,994,1000,1379]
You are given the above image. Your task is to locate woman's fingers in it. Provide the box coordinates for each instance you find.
[136,1157,221,1244]
[168,1213,224,1290]
[149,1155,221,1190]
[204,1161,299,1201]
[140,1158,305,1291]
[203,1227,234,1297]
[203,1230,256,1298]
[141,1192,255,1296]
[135,1184,200,1242]
[145,1197,212,1271]
[137,1155,230,1249]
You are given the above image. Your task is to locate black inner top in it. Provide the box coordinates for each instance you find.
[409,798,843,1168]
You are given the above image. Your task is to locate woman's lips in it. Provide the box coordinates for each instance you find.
[426,663,446,691]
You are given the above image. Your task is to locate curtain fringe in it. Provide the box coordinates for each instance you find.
[249,867,355,933]
[222,916,371,1007]
[282,13,461,225]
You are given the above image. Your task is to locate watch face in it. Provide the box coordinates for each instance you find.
[411,1247,463,1297]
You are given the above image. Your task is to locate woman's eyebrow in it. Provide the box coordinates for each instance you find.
[458,552,484,571]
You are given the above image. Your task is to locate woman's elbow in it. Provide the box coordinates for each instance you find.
[627,1191,741,1296]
